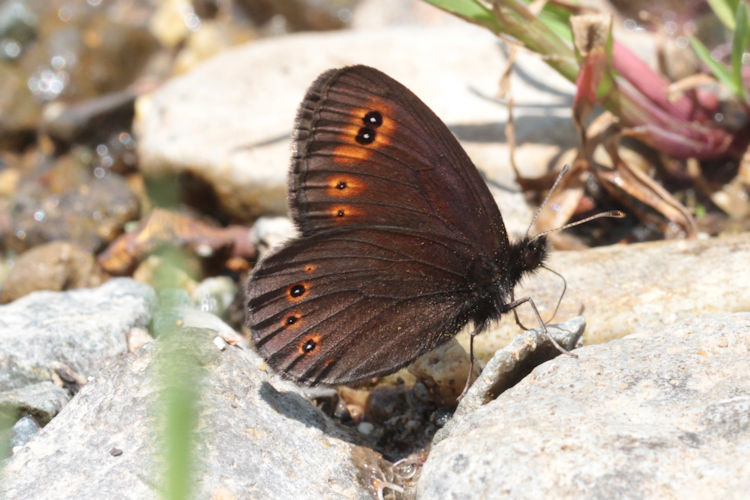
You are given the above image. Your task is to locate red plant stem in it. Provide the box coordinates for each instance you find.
[615,79,733,158]
[611,41,712,122]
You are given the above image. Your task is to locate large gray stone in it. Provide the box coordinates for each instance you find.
[0,278,156,391]
[418,312,750,498]
[472,233,750,359]
[0,316,370,499]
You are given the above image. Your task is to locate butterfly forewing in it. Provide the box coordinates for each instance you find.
[291,66,509,250]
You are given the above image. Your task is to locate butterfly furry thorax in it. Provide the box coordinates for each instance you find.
[463,235,548,334]
[246,65,550,386]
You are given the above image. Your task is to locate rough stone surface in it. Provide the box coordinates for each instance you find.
[0,381,71,425]
[439,316,585,441]
[8,415,41,450]
[0,278,156,391]
[473,233,750,358]
[0,320,370,499]
[418,312,750,498]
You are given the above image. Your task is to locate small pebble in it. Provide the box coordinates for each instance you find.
[127,327,152,352]
[10,415,41,449]
[213,336,228,351]
[357,422,374,435]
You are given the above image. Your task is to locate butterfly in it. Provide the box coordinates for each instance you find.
[245,65,550,386]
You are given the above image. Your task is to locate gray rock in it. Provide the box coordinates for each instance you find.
[0,381,70,425]
[0,278,156,391]
[418,312,750,498]
[438,316,585,441]
[406,318,583,408]
[154,288,247,348]
[0,315,370,499]
[473,233,750,360]
[8,415,41,450]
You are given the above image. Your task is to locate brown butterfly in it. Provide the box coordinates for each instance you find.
[245,65,551,386]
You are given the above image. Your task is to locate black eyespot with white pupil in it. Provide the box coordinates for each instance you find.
[286,316,298,325]
[337,181,346,189]
[290,284,305,297]
[355,128,375,145]
[337,209,345,217]
[363,111,383,127]
[355,110,383,145]
[303,339,317,353]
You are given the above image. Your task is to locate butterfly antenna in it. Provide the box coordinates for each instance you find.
[525,164,570,238]
[531,210,625,242]
[525,164,625,242]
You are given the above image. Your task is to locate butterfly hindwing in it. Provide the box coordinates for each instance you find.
[246,227,476,384]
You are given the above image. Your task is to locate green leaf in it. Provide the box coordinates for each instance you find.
[539,9,573,42]
[689,36,739,95]
[706,0,739,30]
[422,0,502,32]
[731,1,749,99]
[520,0,574,42]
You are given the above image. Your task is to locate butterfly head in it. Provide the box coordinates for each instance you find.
[508,235,548,284]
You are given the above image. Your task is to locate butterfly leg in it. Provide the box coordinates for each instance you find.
[508,296,578,359]
[510,291,532,331]
[458,324,483,401]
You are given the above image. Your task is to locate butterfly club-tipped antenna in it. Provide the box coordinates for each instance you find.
[523,166,624,345]
[525,165,626,242]
[517,168,625,350]
[520,207,624,337]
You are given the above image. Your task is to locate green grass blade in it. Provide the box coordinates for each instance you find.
[422,0,502,31]
[731,2,748,99]
[706,0,739,30]
[689,35,739,95]
[539,9,573,42]
[158,334,201,500]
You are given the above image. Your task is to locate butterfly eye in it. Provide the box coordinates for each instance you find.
[355,127,375,145]
[363,110,382,127]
